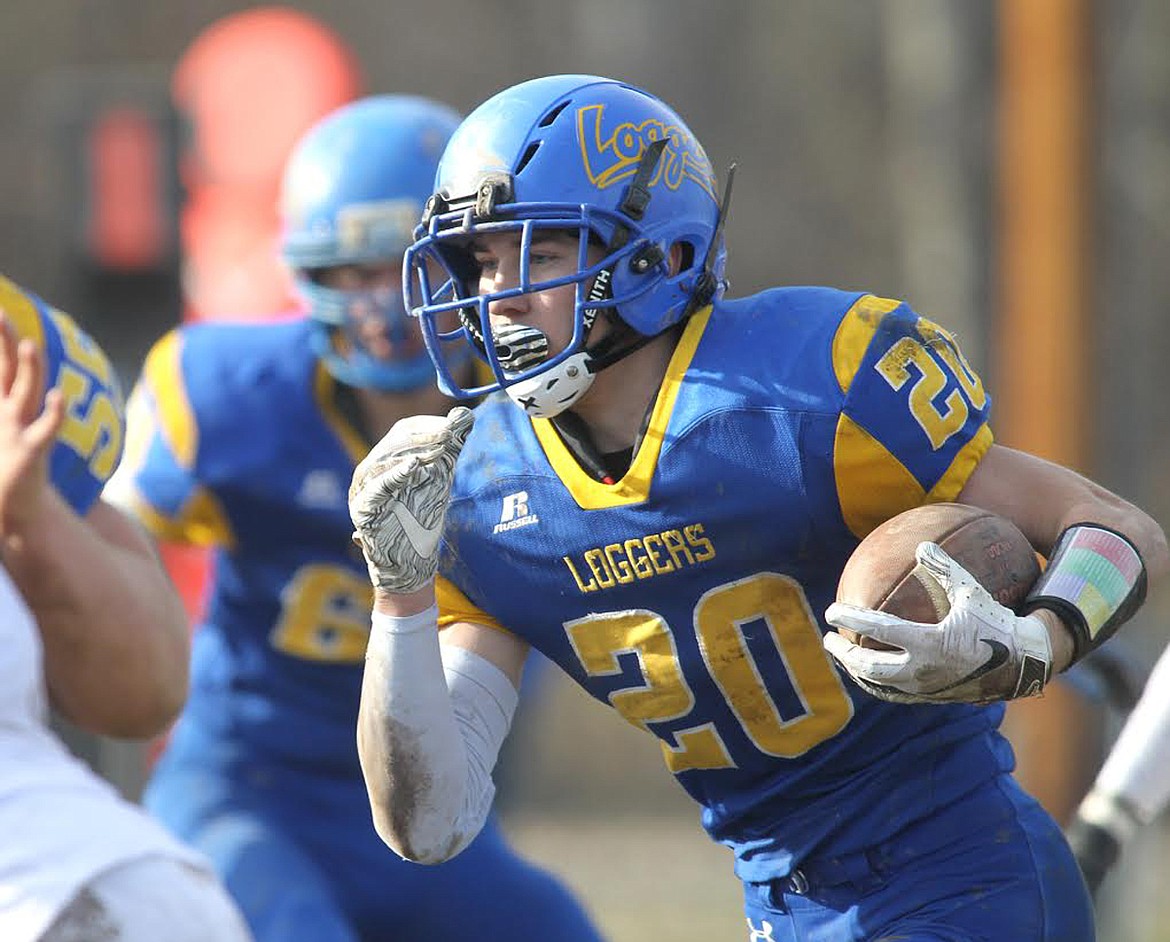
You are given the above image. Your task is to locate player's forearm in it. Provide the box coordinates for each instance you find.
[358,595,508,864]
[2,492,189,737]
[960,447,1169,675]
[965,446,1170,581]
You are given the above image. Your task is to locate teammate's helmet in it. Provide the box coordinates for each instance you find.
[281,95,461,391]
[405,74,728,409]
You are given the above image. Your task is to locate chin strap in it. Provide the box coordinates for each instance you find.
[585,159,738,375]
[581,318,658,374]
[683,162,736,318]
[571,139,671,370]
[576,153,732,380]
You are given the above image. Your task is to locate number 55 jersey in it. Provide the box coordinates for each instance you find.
[438,286,1006,883]
[0,275,124,515]
[0,277,221,942]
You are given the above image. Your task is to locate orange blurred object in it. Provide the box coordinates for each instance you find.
[173,5,363,192]
[158,542,212,626]
[172,6,363,320]
[84,107,169,272]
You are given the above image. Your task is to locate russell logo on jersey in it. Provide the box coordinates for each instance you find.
[493,491,540,534]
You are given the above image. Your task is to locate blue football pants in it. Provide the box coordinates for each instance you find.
[144,731,604,942]
[742,774,1093,942]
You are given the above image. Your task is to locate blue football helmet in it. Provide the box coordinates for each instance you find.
[405,74,729,416]
[281,95,462,391]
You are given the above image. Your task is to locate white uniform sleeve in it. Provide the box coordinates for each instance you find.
[1089,640,1170,824]
[359,605,517,864]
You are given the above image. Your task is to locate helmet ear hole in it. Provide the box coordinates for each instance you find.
[515,142,541,175]
[671,242,694,277]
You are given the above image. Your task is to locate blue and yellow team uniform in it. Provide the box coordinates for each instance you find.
[114,317,603,942]
[439,289,1093,941]
[0,275,124,515]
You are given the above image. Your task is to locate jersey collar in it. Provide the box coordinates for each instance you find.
[531,305,713,509]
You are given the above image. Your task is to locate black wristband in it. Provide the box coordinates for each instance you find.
[1021,524,1147,664]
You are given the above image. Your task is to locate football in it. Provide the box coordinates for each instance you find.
[834,502,1041,649]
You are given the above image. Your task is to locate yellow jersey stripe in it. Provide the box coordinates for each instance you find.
[926,423,994,503]
[144,330,198,469]
[831,294,901,394]
[436,574,514,637]
[834,414,925,539]
[531,305,713,510]
[835,416,993,540]
[127,485,237,549]
[314,361,369,464]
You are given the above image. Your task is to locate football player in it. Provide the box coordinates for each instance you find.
[350,75,1168,941]
[0,277,251,941]
[105,96,603,942]
[1065,637,1170,898]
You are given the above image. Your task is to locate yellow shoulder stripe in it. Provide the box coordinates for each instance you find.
[831,294,901,394]
[835,414,924,539]
[143,330,198,469]
[128,486,236,549]
[0,276,46,350]
[835,417,993,539]
[928,423,993,504]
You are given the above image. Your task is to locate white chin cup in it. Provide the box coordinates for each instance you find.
[505,352,595,418]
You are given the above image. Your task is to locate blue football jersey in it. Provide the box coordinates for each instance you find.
[115,318,373,771]
[438,287,1007,883]
[0,275,124,515]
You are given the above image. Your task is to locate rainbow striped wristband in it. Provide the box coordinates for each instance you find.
[1022,524,1147,662]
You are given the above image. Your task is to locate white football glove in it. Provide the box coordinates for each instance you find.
[349,407,473,594]
[823,541,1053,704]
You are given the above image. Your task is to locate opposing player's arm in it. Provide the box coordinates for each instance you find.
[1066,638,1170,897]
[0,313,190,738]
[357,587,528,863]
[18,496,190,737]
[958,444,1169,672]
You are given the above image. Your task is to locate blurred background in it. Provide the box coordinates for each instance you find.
[6,0,1170,938]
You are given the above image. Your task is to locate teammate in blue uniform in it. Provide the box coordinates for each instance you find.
[106,96,603,942]
[349,75,1169,941]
